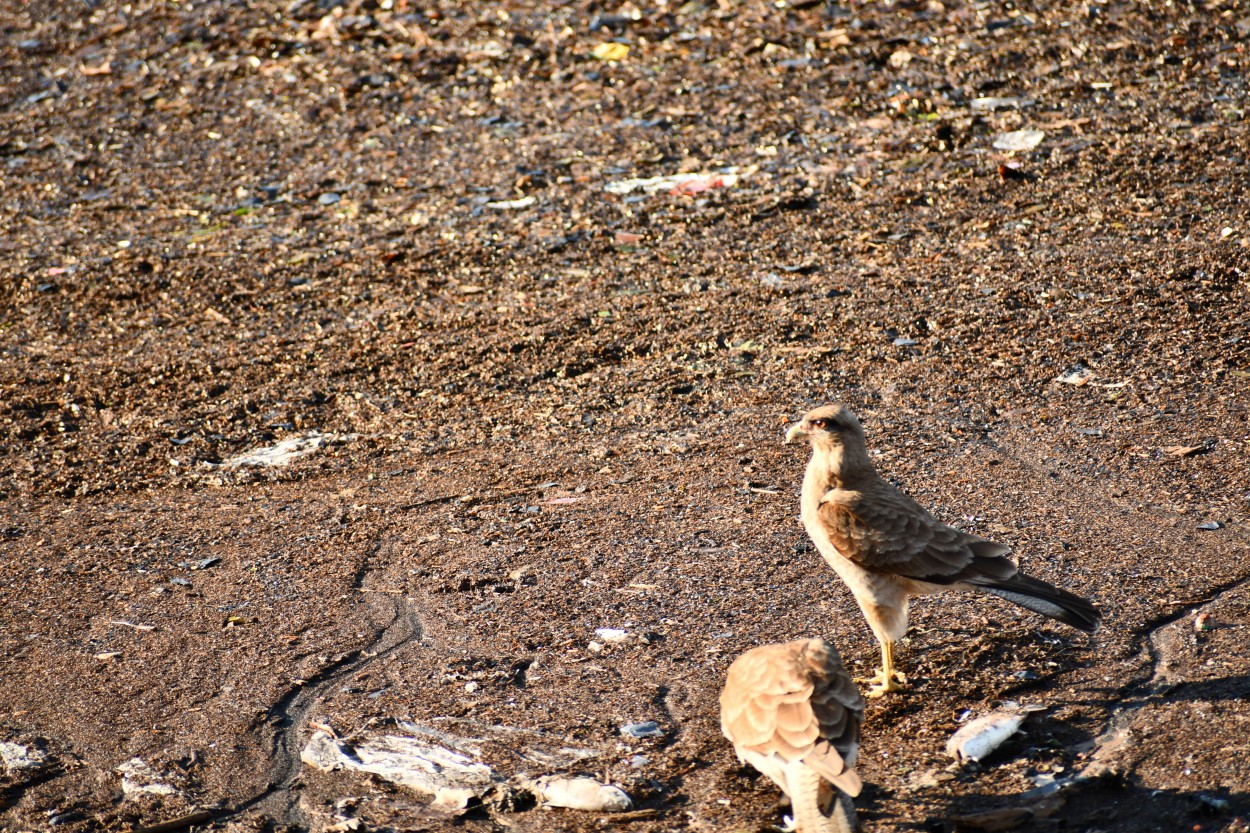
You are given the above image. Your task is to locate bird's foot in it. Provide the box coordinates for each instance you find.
[864,677,906,699]
[855,668,907,698]
[777,814,796,833]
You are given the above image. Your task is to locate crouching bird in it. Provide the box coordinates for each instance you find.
[720,638,864,833]
[785,404,1101,698]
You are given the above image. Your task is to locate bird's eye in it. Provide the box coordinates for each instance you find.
[811,418,829,430]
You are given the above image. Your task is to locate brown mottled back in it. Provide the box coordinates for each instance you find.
[720,637,863,796]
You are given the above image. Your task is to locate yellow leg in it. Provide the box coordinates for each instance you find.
[855,640,907,698]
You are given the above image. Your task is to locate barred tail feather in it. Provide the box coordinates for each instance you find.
[787,761,857,833]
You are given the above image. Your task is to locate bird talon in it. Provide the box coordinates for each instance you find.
[856,668,907,697]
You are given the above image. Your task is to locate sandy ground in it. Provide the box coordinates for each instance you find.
[2,0,1249,831]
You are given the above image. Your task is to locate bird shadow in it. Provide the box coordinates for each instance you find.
[1064,673,1250,708]
[929,775,1249,833]
[1152,673,1250,703]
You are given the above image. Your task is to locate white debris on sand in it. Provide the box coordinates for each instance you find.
[521,775,633,812]
[620,721,664,739]
[605,169,746,196]
[220,432,357,468]
[946,711,1027,763]
[1055,366,1093,386]
[301,719,627,812]
[993,128,1046,152]
[302,730,493,810]
[0,741,48,773]
[594,627,631,643]
[485,196,536,210]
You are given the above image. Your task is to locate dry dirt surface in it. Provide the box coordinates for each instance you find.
[3,0,1250,831]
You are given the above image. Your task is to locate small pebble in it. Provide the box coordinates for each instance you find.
[620,721,663,739]
[318,192,341,205]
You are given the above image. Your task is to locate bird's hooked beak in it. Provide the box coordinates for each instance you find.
[784,421,808,445]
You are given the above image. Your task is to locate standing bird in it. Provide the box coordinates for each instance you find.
[785,404,1100,698]
[720,638,864,833]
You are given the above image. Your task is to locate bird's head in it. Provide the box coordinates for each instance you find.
[784,404,865,449]
[796,635,841,671]
[785,404,871,477]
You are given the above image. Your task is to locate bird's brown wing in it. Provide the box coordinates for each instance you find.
[720,640,864,797]
[721,644,816,752]
[803,642,864,796]
[818,483,1014,583]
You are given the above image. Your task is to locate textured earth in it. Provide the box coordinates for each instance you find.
[2,0,1249,831]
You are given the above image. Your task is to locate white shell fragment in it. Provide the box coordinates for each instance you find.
[523,775,633,812]
[946,711,1026,763]
[116,757,177,797]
